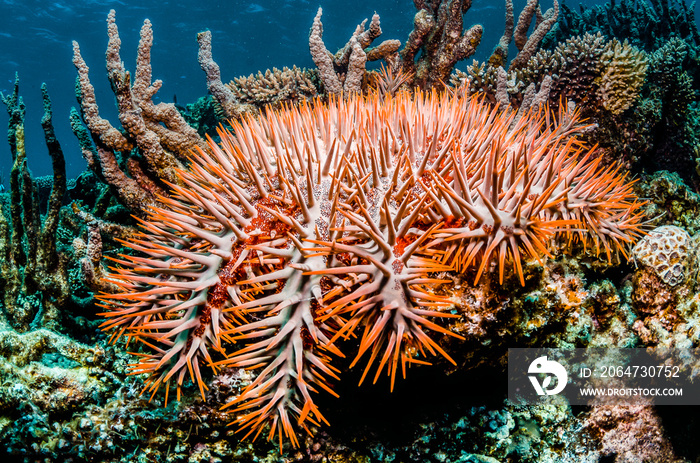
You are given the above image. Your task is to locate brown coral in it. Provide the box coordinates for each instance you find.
[72,10,205,216]
[400,0,482,89]
[227,66,319,108]
[598,39,648,115]
[309,8,400,95]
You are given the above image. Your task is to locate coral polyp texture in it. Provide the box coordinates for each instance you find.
[98,87,645,448]
[633,225,691,286]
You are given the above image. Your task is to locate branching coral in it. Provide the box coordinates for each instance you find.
[72,10,205,217]
[0,77,70,332]
[642,37,700,180]
[461,32,649,126]
[99,86,645,449]
[550,0,700,52]
[70,204,137,295]
[197,30,256,120]
[308,7,401,95]
[517,32,608,105]
[227,66,320,109]
[487,0,560,71]
[399,0,483,89]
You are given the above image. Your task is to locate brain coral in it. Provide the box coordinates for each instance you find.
[633,225,690,286]
[99,87,645,447]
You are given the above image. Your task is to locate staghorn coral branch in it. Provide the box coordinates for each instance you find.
[488,0,515,68]
[400,0,483,89]
[309,7,399,95]
[71,203,138,294]
[0,78,71,331]
[1,75,27,269]
[197,30,250,119]
[69,108,158,214]
[343,37,367,94]
[37,83,66,272]
[72,10,205,217]
[509,0,559,70]
[72,41,133,152]
[104,14,183,187]
[308,7,351,95]
[514,0,541,51]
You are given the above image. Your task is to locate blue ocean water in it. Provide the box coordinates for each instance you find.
[0,0,642,182]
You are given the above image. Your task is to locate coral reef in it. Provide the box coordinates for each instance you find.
[637,170,700,234]
[5,2,700,462]
[459,32,649,116]
[523,32,607,105]
[98,85,644,448]
[459,22,699,187]
[579,403,684,462]
[639,36,700,181]
[549,0,700,53]
[536,0,700,186]
[629,222,700,343]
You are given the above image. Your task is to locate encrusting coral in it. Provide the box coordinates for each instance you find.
[97,82,645,448]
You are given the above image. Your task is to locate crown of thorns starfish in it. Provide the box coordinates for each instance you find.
[98,87,645,448]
